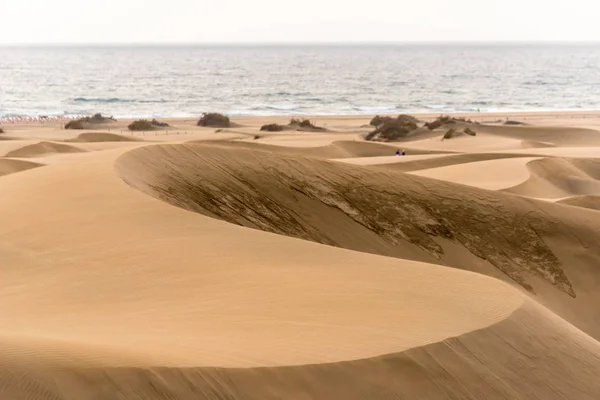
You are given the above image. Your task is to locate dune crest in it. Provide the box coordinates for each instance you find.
[5,141,86,158]
[69,132,143,143]
[0,158,44,177]
[116,143,589,298]
[505,157,600,198]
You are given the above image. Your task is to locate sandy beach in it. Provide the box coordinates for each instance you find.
[2,111,600,399]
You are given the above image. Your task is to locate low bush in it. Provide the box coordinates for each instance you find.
[128,119,153,131]
[289,118,322,130]
[151,118,170,127]
[260,123,284,132]
[366,119,418,141]
[198,113,230,127]
[425,115,456,130]
[443,128,458,139]
[65,120,86,129]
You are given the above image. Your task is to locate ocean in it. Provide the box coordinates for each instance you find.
[1,44,599,119]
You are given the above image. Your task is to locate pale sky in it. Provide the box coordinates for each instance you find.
[1,0,599,44]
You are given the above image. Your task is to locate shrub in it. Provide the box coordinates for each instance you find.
[426,115,456,130]
[254,135,262,140]
[370,115,395,127]
[151,118,169,127]
[260,123,284,132]
[0,128,4,134]
[198,112,230,127]
[289,118,321,130]
[365,120,418,141]
[65,119,86,129]
[128,119,153,131]
[89,113,116,123]
[464,127,477,136]
[443,128,458,139]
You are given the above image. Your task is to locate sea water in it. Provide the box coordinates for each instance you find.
[1,43,599,118]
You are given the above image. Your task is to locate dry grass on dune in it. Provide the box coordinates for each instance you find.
[5,141,86,158]
[116,143,600,299]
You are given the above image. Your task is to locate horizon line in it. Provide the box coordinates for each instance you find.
[2,40,600,47]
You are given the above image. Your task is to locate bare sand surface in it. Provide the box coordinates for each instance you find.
[2,112,600,399]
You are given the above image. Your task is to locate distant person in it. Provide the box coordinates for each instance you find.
[402,149,406,156]
[396,149,401,156]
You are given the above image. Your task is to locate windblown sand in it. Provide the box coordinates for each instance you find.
[2,112,600,399]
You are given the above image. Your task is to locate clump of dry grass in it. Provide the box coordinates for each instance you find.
[197,113,230,127]
[151,118,170,127]
[425,115,456,130]
[443,128,458,139]
[64,120,86,130]
[64,113,117,130]
[426,115,479,130]
[289,118,323,131]
[464,127,477,136]
[365,119,418,141]
[88,113,116,123]
[128,119,153,131]
[370,114,419,127]
[260,123,284,132]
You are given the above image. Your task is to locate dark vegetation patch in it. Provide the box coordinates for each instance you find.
[151,118,170,127]
[288,118,324,131]
[425,115,479,130]
[64,113,116,130]
[370,114,419,127]
[366,119,419,142]
[260,123,285,132]
[198,113,230,128]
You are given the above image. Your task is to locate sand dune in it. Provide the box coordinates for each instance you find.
[506,157,600,198]
[3,114,600,399]
[344,152,538,172]
[558,195,600,211]
[194,139,449,159]
[68,132,143,143]
[5,141,86,158]
[475,124,600,146]
[408,157,539,190]
[0,158,44,177]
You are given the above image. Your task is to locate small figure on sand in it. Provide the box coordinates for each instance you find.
[396,149,401,156]
[402,149,406,156]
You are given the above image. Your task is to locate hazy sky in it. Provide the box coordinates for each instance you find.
[1,0,599,44]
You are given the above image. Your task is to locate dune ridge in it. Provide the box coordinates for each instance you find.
[0,158,44,177]
[5,141,86,158]
[68,132,143,143]
[505,157,600,198]
[116,143,599,299]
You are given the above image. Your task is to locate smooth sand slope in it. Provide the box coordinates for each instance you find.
[0,158,43,177]
[505,157,600,199]
[5,141,86,158]
[2,113,600,399]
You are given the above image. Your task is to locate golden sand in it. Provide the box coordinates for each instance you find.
[1,112,600,399]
